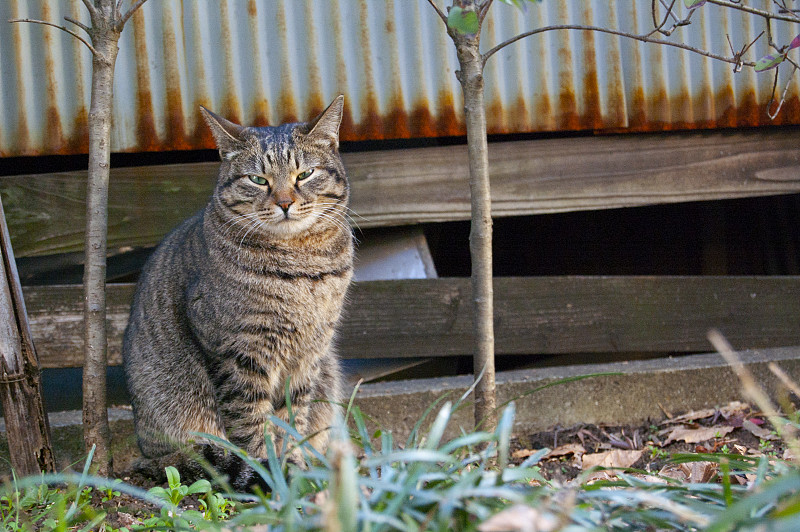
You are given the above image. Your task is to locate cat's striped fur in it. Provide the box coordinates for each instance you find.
[122,97,353,490]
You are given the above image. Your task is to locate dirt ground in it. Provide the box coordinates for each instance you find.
[509,400,789,484]
[91,400,792,526]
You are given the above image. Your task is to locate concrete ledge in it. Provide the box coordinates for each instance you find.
[1,346,798,475]
[354,347,800,440]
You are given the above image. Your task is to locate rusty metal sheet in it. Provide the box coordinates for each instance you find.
[0,0,798,157]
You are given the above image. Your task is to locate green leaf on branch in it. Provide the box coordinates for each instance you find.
[447,6,479,36]
[755,54,784,72]
[684,0,707,9]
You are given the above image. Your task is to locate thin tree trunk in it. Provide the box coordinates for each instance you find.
[0,197,55,476]
[83,9,121,477]
[452,16,497,433]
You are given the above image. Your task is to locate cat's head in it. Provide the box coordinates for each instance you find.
[200,96,349,239]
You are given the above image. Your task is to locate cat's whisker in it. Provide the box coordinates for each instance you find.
[316,202,368,233]
[316,202,369,222]
[236,217,267,262]
[314,211,358,243]
[219,212,264,239]
[314,211,348,232]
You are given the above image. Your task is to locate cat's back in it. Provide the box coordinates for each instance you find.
[123,210,205,366]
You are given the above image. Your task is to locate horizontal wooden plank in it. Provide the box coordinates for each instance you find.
[22,276,800,369]
[3,129,800,257]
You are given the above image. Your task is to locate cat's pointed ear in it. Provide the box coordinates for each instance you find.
[200,106,245,160]
[306,95,344,148]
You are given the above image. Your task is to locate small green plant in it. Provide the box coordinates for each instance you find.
[147,466,211,507]
[100,479,123,503]
[759,438,774,453]
[198,491,236,521]
[143,466,211,529]
[648,444,669,460]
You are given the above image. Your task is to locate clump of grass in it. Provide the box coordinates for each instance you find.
[2,371,800,531]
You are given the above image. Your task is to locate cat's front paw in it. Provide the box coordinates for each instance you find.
[230,458,274,493]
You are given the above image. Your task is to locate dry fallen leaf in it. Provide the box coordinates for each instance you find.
[547,443,586,459]
[662,425,735,445]
[719,401,750,419]
[784,448,797,461]
[742,419,778,440]
[511,448,538,460]
[582,470,621,484]
[478,504,559,532]
[513,443,586,461]
[658,461,717,483]
[661,407,716,425]
[581,449,643,470]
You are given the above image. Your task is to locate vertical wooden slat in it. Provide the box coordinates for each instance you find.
[0,196,54,475]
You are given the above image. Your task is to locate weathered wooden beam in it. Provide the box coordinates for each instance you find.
[2,129,800,257]
[22,276,800,369]
[0,197,55,474]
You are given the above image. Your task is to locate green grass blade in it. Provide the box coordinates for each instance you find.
[496,402,515,470]
[424,401,452,450]
[64,444,96,521]
[705,470,800,532]
[405,391,453,449]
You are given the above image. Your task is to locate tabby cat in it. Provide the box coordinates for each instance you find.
[122,96,353,490]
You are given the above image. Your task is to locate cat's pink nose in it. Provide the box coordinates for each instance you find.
[277,199,294,213]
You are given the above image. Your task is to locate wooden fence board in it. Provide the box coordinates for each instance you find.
[2,129,800,257]
[21,276,800,368]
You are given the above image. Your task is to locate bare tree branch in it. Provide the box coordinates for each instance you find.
[118,0,149,31]
[428,0,447,27]
[767,64,798,119]
[8,18,97,56]
[482,23,756,67]
[652,0,684,36]
[479,0,494,23]
[707,0,800,23]
[426,0,448,25]
[79,0,98,19]
[64,16,91,36]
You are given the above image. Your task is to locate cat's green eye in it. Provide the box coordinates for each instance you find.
[248,175,268,185]
[297,169,314,181]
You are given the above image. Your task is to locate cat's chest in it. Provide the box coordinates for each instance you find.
[186,265,350,355]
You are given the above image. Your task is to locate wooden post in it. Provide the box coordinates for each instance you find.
[0,196,55,476]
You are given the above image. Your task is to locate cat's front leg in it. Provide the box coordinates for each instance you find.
[211,353,280,458]
[278,357,343,462]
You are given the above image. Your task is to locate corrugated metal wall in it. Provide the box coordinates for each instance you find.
[1,0,798,156]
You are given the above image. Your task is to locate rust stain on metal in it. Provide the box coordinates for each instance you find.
[435,90,463,138]
[10,0,31,155]
[4,0,800,156]
[275,1,298,124]
[410,102,437,139]
[247,0,270,127]
[132,9,158,151]
[303,0,325,125]
[509,95,530,134]
[41,1,65,153]
[579,4,602,130]
[219,0,242,125]
[68,106,90,154]
[161,4,189,150]
[536,92,554,132]
[486,97,505,135]
[385,97,411,139]
[357,0,382,139]
[383,0,410,139]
